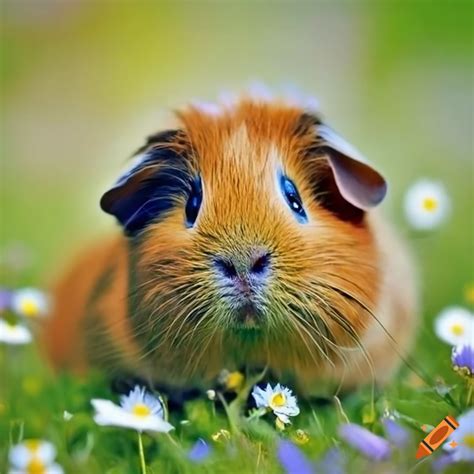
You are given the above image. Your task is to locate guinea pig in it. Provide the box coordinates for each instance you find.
[42,95,418,397]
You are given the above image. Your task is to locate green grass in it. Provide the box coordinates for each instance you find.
[1,3,473,472]
[0,288,473,473]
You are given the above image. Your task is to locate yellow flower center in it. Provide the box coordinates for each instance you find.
[24,439,41,452]
[226,371,244,391]
[270,392,286,408]
[20,300,39,317]
[132,403,151,417]
[292,429,310,445]
[464,433,474,449]
[451,323,465,336]
[26,458,46,474]
[212,429,231,443]
[422,197,438,212]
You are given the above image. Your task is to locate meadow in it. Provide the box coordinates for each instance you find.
[1,2,473,473]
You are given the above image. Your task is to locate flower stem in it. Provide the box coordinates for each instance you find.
[246,407,268,421]
[137,432,146,474]
[467,379,474,407]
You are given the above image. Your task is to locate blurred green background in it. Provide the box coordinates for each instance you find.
[1,2,473,473]
[1,0,472,393]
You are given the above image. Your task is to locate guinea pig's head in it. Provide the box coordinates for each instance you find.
[100,99,387,372]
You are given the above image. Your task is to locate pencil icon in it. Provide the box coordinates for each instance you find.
[416,415,459,459]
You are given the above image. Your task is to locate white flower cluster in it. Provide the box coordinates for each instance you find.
[404,179,450,230]
[8,439,63,474]
[252,383,300,424]
[92,385,174,433]
[434,306,473,347]
[0,287,49,346]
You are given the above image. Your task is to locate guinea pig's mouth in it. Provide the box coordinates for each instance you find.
[230,303,264,330]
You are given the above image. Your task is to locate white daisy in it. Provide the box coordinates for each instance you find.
[404,179,450,230]
[434,306,474,346]
[8,439,63,474]
[251,383,300,424]
[92,385,174,433]
[444,409,474,462]
[11,288,49,318]
[0,319,32,345]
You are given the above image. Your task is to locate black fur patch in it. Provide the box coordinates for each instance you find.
[101,130,195,236]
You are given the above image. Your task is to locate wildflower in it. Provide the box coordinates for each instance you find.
[317,448,345,474]
[381,417,410,448]
[206,389,216,401]
[0,288,12,312]
[187,438,211,463]
[404,179,450,230]
[291,429,310,445]
[219,370,244,392]
[432,452,455,473]
[11,288,48,318]
[338,423,391,461]
[452,344,474,378]
[444,409,474,462]
[8,439,63,474]
[211,429,231,443]
[277,440,314,474]
[434,306,473,346]
[91,385,174,433]
[0,319,32,345]
[252,383,300,424]
[275,417,286,431]
[63,411,73,421]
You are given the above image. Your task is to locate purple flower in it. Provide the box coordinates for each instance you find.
[381,418,410,448]
[452,344,474,377]
[187,438,211,462]
[338,423,391,461]
[0,289,12,312]
[277,440,315,474]
[317,447,345,474]
[432,452,455,473]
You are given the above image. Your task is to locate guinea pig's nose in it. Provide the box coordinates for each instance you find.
[213,251,271,280]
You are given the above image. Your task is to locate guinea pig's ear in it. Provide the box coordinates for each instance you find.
[100,130,189,236]
[316,124,387,210]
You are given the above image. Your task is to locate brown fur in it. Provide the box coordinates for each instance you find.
[42,99,417,396]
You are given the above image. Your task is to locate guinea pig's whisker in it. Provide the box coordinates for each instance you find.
[287,279,376,378]
[159,295,213,347]
[290,315,334,368]
[186,324,221,377]
[142,303,207,357]
[170,303,216,349]
[281,298,334,366]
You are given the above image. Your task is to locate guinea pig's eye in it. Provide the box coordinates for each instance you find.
[185,176,202,227]
[280,175,308,223]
